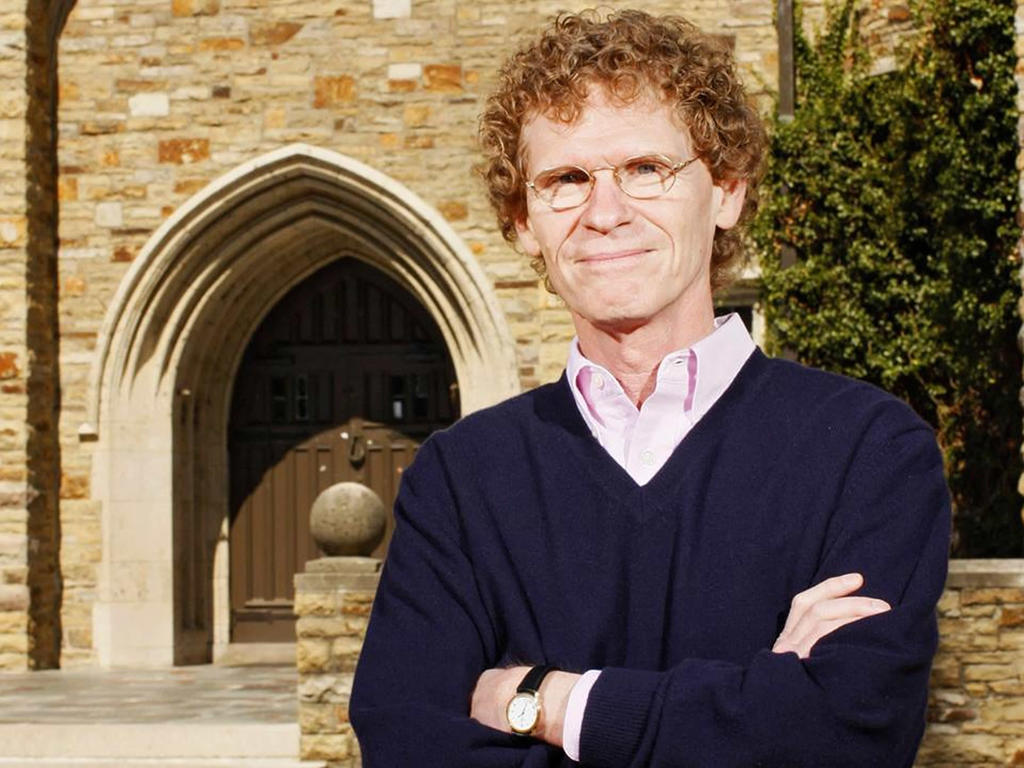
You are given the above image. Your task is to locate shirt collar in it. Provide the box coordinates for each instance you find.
[566,312,756,430]
[685,312,756,421]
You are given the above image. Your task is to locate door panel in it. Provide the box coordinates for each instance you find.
[228,258,457,642]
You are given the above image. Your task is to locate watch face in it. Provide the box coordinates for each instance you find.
[506,692,540,734]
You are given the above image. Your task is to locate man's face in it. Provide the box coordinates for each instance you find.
[515,89,746,336]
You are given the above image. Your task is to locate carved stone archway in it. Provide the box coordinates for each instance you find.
[87,144,518,666]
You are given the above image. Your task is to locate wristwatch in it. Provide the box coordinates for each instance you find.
[506,664,557,736]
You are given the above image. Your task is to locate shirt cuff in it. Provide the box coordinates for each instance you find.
[562,669,601,761]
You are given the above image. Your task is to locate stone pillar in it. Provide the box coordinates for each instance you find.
[295,482,386,767]
[0,0,31,672]
[295,557,381,767]
[23,0,63,671]
[0,0,63,671]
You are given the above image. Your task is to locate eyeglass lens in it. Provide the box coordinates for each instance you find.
[532,156,679,209]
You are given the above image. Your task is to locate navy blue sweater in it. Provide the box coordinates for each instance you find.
[350,351,950,767]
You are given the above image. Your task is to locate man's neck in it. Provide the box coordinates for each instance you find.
[574,310,715,407]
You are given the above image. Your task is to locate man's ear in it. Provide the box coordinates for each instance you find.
[713,178,748,230]
[515,216,542,258]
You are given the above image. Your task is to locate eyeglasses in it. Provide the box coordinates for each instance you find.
[525,154,699,211]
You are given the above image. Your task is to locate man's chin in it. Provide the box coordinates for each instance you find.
[563,291,663,335]
[583,310,652,336]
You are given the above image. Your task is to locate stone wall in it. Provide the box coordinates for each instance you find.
[0,0,64,671]
[0,0,1013,675]
[50,0,782,669]
[295,559,1024,767]
[0,0,32,671]
[918,561,1024,766]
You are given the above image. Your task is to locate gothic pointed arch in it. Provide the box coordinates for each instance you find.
[87,143,518,665]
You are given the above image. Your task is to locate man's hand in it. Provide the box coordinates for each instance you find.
[773,572,891,659]
[470,666,579,747]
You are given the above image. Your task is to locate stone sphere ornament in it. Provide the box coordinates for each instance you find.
[309,482,386,556]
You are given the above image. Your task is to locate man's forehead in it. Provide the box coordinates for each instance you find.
[522,83,674,129]
[518,89,691,168]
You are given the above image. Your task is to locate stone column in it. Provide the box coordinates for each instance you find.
[0,0,62,671]
[295,482,386,767]
[0,0,31,671]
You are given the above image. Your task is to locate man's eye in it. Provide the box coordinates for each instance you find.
[538,167,590,187]
[624,157,669,177]
[557,168,591,185]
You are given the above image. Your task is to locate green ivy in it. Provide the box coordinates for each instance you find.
[752,0,1023,556]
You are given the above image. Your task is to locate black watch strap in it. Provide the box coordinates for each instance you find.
[517,664,557,694]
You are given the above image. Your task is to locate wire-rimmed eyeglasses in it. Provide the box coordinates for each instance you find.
[524,154,699,211]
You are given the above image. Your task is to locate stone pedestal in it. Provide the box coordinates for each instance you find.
[294,556,382,767]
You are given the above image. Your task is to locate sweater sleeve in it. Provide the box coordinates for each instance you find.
[349,437,562,768]
[578,418,951,768]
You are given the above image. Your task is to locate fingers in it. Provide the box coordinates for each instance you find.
[791,573,865,612]
[777,573,864,640]
[773,573,891,659]
[776,596,891,655]
[794,595,892,623]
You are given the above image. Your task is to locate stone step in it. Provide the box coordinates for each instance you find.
[0,724,309,761]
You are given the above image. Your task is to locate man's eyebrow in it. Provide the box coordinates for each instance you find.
[536,151,683,169]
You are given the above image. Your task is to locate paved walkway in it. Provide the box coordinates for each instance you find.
[0,664,298,724]
[0,664,315,766]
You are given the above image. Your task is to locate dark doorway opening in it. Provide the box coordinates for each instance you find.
[228,257,458,642]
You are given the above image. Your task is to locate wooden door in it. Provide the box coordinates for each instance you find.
[228,258,457,642]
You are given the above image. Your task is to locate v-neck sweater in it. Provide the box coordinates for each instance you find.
[565,312,755,486]
[350,350,951,768]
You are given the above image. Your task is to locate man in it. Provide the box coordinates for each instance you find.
[350,10,950,767]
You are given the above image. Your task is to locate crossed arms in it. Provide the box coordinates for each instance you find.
[470,572,893,749]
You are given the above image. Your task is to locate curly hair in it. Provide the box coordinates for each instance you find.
[479,9,766,291]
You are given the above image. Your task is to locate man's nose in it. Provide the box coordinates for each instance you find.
[579,169,632,232]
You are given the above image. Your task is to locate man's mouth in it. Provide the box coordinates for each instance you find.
[576,248,650,264]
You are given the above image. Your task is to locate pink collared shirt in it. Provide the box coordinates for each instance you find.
[560,313,756,760]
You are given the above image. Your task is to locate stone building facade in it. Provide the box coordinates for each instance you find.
[3,0,1024,763]
[0,0,1018,704]
[3,0,792,671]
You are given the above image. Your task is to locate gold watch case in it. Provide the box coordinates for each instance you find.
[506,690,542,735]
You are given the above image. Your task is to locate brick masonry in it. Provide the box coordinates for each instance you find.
[0,0,32,672]
[1,0,63,671]
[918,562,1024,766]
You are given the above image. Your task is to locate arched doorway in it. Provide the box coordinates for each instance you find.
[228,257,457,641]
[88,145,519,666]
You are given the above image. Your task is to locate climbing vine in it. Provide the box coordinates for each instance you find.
[752,0,1023,555]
